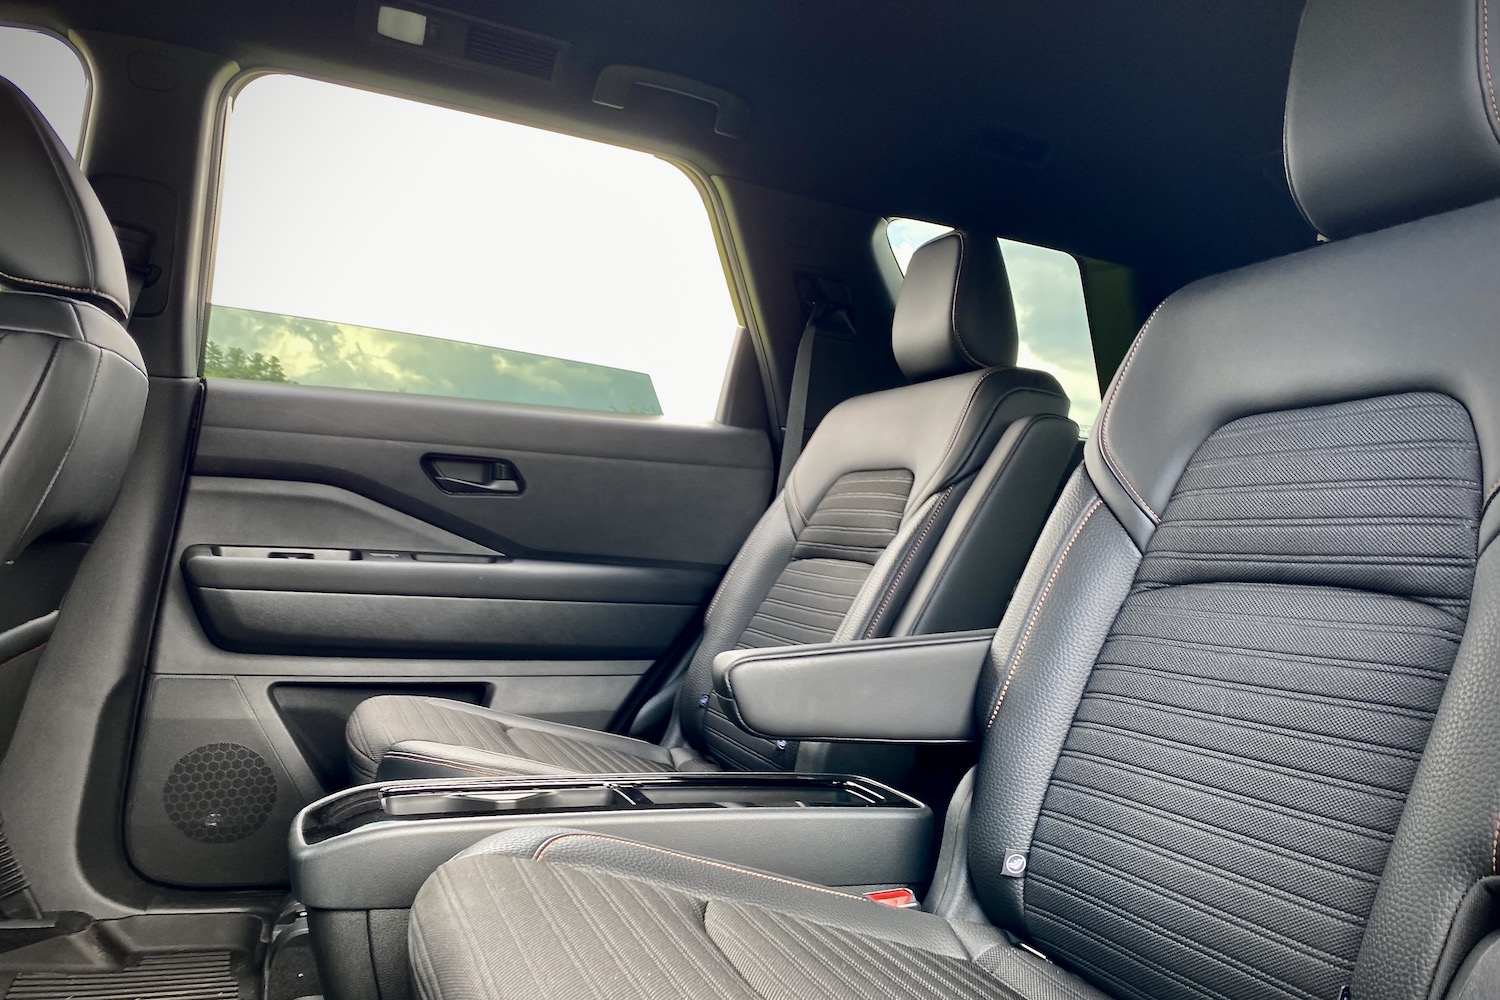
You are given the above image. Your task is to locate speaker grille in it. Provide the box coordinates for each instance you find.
[163,743,277,844]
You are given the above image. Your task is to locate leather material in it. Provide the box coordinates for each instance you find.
[0,79,130,320]
[894,413,1081,636]
[400,7,1500,995]
[969,470,1142,931]
[1285,0,1500,239]
[1017,393,1479,1000]
[1351,547,1500,1000]
[411,831,1105,1000]
[348,698,713,783]
[679,366,1071,771]
[713,629,994,742]
[892,231,1018,380]
[1085,197,1500,551]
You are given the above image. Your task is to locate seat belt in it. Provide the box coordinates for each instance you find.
[778,302,841,493]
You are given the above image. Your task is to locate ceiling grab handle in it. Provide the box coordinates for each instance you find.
[592,65,750,139]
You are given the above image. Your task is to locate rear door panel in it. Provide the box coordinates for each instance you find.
[127,381,769,886]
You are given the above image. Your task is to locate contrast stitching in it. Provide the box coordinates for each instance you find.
[862,486,954,639]
[533,833,867,900]
[0,267,127,317]
[931,368,1003,488]
[947,232,984,368]
[0,642,46,671]
[1098,300,1168,523]
[1492,811,1499,874]
[987,499,1103,729]
[1484,0,1499,134]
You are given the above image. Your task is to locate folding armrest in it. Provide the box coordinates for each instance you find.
[711,629,994,743]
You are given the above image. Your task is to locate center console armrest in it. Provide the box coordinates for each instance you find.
[712,629,995,742]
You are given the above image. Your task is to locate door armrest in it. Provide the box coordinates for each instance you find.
[711,629,995,743]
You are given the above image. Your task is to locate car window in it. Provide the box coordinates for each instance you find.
[208,74,738,420]
[0,25,88,155]
[886,217,1102,432]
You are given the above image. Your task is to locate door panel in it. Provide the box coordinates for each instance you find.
[193,381,770,564]
[128,382,771,887]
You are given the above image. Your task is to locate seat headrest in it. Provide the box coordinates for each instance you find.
[1285,0,1500,240]
[892,230,1018,382]
[0,77,129,321]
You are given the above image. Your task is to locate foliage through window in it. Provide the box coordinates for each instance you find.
[0,25,88,155]
[886,218,1102,432]
[208,74,738,419]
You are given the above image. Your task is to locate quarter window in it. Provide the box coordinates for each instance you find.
[0,26,88,155]
[886,218,1102,432]
[209,74,739,420]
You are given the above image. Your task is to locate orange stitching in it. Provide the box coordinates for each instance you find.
[0,267,127,317]
[987,499,1103,729]
[0,642,46,671]
[533,832,867,901]
[932,368,1003,485]
[1097,300,1168,523]
[1484,0,1499,133]
[1491,811,1499,875]
[862,486,954,639]
[947,232,984,368]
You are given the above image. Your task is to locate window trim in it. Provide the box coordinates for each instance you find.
[198,67,747,422]
[0,21,95,159]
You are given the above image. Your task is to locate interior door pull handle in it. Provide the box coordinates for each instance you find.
[423,455,525,496]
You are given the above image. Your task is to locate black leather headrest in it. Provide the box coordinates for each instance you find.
[0,77,129,320]
[1285,0,1500,240]
[892,230,1018,382]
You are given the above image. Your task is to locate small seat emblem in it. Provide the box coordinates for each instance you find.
[1003,852,1028,876]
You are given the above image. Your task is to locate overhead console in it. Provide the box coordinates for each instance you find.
[292,772,933,1000]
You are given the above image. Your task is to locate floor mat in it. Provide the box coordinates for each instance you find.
[4,952,239,1000]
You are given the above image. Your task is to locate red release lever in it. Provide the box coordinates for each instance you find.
[865,888,918,908]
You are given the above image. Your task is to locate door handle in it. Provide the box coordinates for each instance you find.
[423,455,525,496]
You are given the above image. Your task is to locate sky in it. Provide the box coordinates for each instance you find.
[887,218,1102,431]
[0,26,87,153]
[211,74,739,421]
[1,36,1100,428]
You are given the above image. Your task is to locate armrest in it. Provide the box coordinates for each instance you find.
[711,629,995,743]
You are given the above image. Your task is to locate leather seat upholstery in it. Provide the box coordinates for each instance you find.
[347,232,1079,783]
[0,78,148,755]
[403,1,1500,997]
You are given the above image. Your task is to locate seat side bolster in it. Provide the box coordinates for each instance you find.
[713,629,995,742]
[893,412,1080,637]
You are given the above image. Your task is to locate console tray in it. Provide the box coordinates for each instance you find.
[292,773,932,910]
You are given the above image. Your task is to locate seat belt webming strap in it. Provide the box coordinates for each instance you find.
[777,303,829,494]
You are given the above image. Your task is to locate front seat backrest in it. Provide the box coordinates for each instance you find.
[969,2,1500,998]
[0,78,149,752]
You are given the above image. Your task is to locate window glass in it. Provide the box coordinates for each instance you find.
[886,218,1102,432]
[209,74,739,420]
[0,26,88,154]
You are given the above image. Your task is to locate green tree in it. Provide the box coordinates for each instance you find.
[203,340,292,383]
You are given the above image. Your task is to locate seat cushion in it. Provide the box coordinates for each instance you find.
[409,828,1108,1000]
[346,696,716,783]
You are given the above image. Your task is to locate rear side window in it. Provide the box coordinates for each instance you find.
[886,218,1102,432]
[208,74,738,420]
[0,26,88,154]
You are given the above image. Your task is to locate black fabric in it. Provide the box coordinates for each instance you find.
[1014,393,1481,1000]
[790,469,914,566]
[410,848,1108,1000]
[696,468,915,770]
[1135,393,1481,612]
